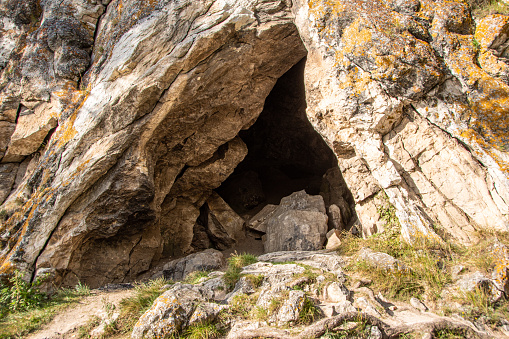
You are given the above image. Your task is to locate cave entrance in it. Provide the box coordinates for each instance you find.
[218,57,337,215]
[204,58,354,255]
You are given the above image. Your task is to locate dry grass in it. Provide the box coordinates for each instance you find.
[467,0,509,17]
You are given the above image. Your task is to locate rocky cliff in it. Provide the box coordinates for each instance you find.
[0,0,508,288]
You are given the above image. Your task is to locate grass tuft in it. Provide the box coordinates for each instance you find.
[298,297,320,325]
[468,0,509,17]
[183,271,210,285]
[182,321,223,339]
[223,253,258,291]
[100,277,170,336]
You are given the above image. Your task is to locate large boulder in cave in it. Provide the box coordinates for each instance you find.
[262,190,328,253]
[0,0,508,287]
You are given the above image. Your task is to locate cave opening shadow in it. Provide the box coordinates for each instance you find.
[214,57,356,254]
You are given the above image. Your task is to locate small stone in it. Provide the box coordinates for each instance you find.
[324,282,351,303]
[352,278,372,289]
[326,229,342,250]
[410,297,428,312]
[359,248,408,272]
[369,325,383,339]
[333,301,357,315]
[451,265,465,280]
[316,275,326,284]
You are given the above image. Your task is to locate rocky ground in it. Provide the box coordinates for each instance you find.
[28,239,509,339]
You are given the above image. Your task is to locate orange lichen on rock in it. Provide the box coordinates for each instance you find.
[475,15,509,50]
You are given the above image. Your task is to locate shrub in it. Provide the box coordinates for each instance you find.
[0,271,47,316]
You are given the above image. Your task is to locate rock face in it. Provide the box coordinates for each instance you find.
[0,0,509,287]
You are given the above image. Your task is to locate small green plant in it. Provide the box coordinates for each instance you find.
[223,269,242,292]
[435,328,466,339]
[472,37,481,51]
[228,253,258,270]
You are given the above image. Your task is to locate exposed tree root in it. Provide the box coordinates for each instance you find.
[294,312,491,339]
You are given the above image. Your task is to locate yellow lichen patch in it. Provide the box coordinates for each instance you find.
[341,18,373,56]
[52,87,89,147]
[474,14,509,50]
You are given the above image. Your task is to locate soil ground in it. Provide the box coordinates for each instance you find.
[26,289,133,339]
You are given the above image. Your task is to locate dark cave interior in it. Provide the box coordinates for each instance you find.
[217,58,339,218]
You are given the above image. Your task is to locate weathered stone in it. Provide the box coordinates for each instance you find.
[275,290,306,326]
[131,285,199,339]
[320,167,354,230]
[325,229,342,250]
[457,271,504,303]
[354,297,382,318]
[263,190,328,253]
[4,102,57,159]
[206,192,245,250]
[0,121,16,160]
[258,250,345,277]
[0,163,18,205]
[359,248,408,272]
[225,276,256,303]
[188,302,226,327]
[161,249,223,282]
[369,325,383,339]
[324,282,351,303]
[333,301,357,315]
[410,297,428,312]
[246,204,277,233]
[1,0,509,291]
